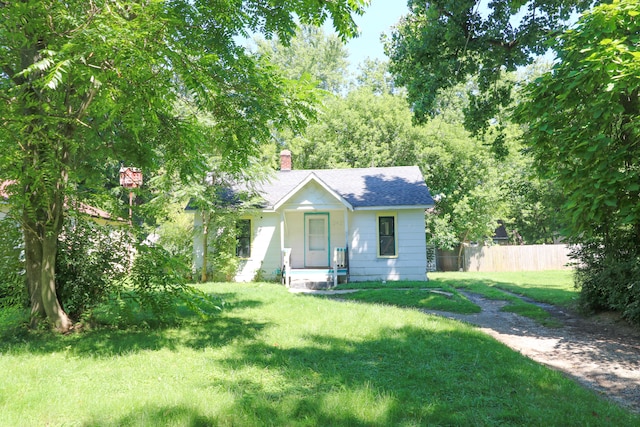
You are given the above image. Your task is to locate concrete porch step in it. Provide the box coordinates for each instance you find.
[285,268,348,290]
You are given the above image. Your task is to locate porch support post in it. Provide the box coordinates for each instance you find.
[344,209,349,284]
[343,209,349,251]
[280,211,285,253]
[280,211,289,287]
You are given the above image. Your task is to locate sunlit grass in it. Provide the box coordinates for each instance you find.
[0,280,636,426]
[430,270,578,307]
[334,271,574,326]
[428,271,576,327]
[329,288,481,314]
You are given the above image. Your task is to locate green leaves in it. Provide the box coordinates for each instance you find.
[515,0,640,241]
[386,0,593,137]
[0,0,367,327]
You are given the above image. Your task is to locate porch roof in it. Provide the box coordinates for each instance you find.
[256,166,435,210]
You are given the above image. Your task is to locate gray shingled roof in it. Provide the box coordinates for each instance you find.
[255,166,434,210]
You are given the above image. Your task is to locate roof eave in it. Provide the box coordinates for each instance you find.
[353,204,435,211]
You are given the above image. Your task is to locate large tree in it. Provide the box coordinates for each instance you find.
[417,117,504,265]
[515,0,640,242]
[515,0,640,321]
[289,86,420,169]
[255,24,351,94]
[0,0,366,332]
[385,0,593,141]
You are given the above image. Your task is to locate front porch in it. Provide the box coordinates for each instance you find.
[282,247,348,289]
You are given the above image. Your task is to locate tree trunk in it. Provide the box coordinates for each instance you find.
[21,131,73,332]
[457,231,470,271]
[457,244,465,272]
[23,215,71,332]
[15,26,88,334]
[41,233,72,332]
[23,219,45,327]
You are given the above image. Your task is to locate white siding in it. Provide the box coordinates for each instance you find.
[329,211,347,255]
[285,211,305,268]
[192,211,282,282]
[238,208,349,279]
[348,209,427,282]
[192,212,203,272]
[236,213,281,281]
[279,181,346,211]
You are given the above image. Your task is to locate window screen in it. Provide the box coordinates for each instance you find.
[378,216,396,257]
[236,219,251,258]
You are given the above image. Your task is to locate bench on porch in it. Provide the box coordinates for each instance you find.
[282,247,348,288]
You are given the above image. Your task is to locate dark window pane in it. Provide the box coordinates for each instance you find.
[378,216,395,256]
[236,219,251,258]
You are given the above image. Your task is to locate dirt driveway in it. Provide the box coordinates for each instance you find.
[423,291,640,413]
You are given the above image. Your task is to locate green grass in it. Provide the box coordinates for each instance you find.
[430,270,578,308]
[430,271,577,327]
[335,271,576,327]
[335,280,443,290]
[1,280,637,426]
[329,288,481,314]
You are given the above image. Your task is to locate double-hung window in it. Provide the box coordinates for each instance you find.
[377,214,397,257]
[236,219,251,258]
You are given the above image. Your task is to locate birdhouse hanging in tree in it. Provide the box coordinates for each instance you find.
[119,167,143,188]
[119,167,142,225]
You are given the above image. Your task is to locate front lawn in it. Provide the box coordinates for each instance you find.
[335,270,576,326]
[430,270,578,308]
[0,279,636,426]
[330,288,481,314]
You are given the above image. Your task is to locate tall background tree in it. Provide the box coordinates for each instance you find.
[255,24,351,94]
[515,0,640,323]
[0,0,366,332]
[385,0,593,151]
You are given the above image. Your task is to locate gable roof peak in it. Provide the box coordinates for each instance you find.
[258,165,434,210]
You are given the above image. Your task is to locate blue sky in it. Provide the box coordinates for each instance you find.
[342,1,409,71]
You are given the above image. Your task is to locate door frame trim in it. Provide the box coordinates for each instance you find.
[304,212,330,267]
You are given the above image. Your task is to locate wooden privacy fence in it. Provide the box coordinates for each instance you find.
[435,245,573,272]
[463,244,573,272]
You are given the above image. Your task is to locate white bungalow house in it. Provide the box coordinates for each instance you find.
[191,151,435,288]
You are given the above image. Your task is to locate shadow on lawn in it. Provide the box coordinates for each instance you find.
[213,329,637,426]
[79,325,523,426]
[0,293,267,358]
[85,404,215,427]
[82,324,635,426]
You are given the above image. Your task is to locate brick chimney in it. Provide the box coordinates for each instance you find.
[280,149,292,171]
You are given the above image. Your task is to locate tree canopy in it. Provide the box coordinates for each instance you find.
[385,0,593,137]
[255,24,351,94]
[515,0,640,241]
[0,0,366,331]
[515,0,640,323]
